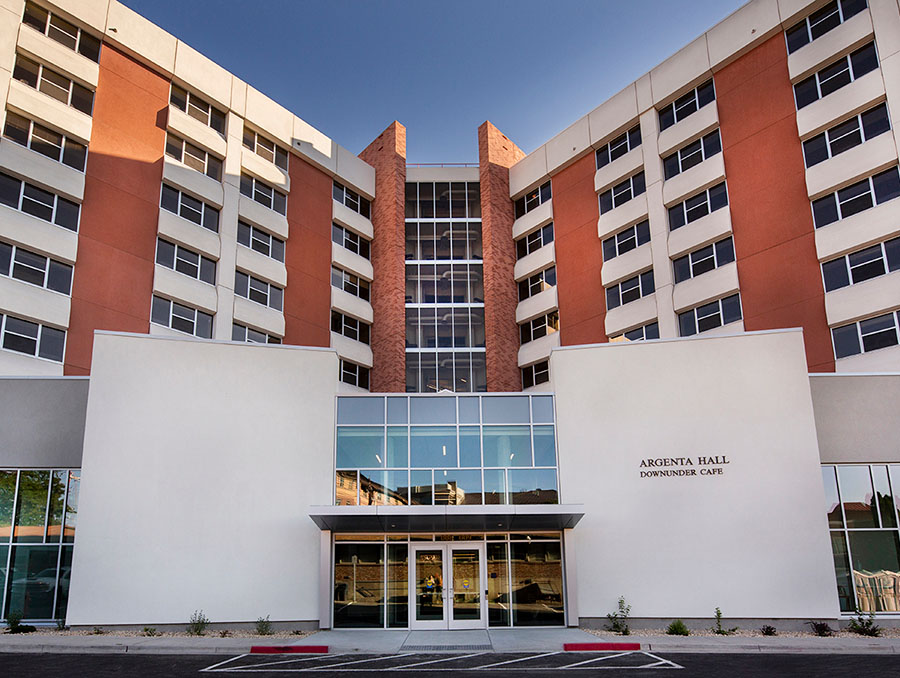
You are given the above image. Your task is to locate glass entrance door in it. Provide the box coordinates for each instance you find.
[409,542,486,629]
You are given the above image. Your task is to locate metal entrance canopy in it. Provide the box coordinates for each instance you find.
[308,504,584,532]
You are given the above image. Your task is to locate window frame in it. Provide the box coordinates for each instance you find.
[234,270,284,311]
[802,102,890,168]
[12,54,94,116]
[678,293,743,336]
[832,310,900,359]
[609,321,660,343]
[169,84,226,135]
[232,322,282,344]
[165,132,222,181]
[785,0,868,55]
[3,111,87,171]
[240,173,287,215]
[22,1,101,61]
[516,223,554,260]
[602,220,650,261]
[0,312,66,361]
[0,170,80,231]
[605,270,655,311]
[242,125,289,171]
[332,223,371,260]
[150,295,213,339]
[340,359,370,389]
[668,181,729,231]
[514,181,552,219]
[663,129,722,180]
[599,171,646,215]
[518,266,556,302]
[331,265,371,301]
[596,125,642,170]
[331,310,371,345]
[155,237,216,286]
[519,311,560,345]
[333,180,371,219]
[672,236,735,284]
[0,240,73,295]
[237,220,285,262]
[658,79,716,131]
[812,166,900,228]
[159,183,219,232]
[794,42,878,110]
[521,360,550,389]
[822,236,900,292]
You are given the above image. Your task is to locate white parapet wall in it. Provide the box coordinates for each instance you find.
[551,328,839,621]
[66,332,339,626]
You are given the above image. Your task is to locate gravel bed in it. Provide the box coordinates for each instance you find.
[7,628,315,640]
[585,626,900,639]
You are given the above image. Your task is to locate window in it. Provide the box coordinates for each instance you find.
[602,220,650,261]
[235,271,283,311]
[340,360,370,389]
[150,295,212,338]
[3,112,87,171]
[332,223,371,259]
[0,313,65,361]
[22,1,101,62]
[832,311,900,358]
[160,183,219,232]
[169,84,225,134]
[519,311,559,345]
[658,79,715,131]
[812,167,900,228]
[0,171,80,231]
[663,130,722,180]
[596,125,641,169]
[243,125,289,171]
[333,180,371,219]
[518,267,556,302]
[332,310,371,344]
[240,173,286,215]
[232,322,281,344]
[610,321,660,342]
[155,238,216,285]
[803,103,890,168]
[606,270,654,310]
[679,293,742,336]
[794,42,878,110]
[822,237,900,291]
[786,0,868,54]
[514,181,551,219]
[332,266,370,301]
[165,133,222,180]
[521,360,550,389]
[516,223,554,259]
[673,237,735,284]
[0,241,72,294]
[12,55,93,115]
[599,172,645,214]
[668,182,728,231]
[237,221,285,262]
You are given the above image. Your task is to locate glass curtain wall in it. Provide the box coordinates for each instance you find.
[333,533,564,628]
[822,464,900,613]
[404,181,486,392]
[334,395,558,507]
[0,468,80,620]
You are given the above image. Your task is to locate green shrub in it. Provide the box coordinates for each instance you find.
[55,619,67,631]
[255,616,273,636]
[604,596,631,636]
[5,610,36,634]
[187,610,210,636]
[91,627,105,635]
[848,610,882,637]
[712,607,738,635]
[807,620,833,637]
[141,627,160,637]
[218,630,231,638]
[760,625,777,636]
[666,619,690,636]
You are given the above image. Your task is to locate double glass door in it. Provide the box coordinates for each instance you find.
[410,542,486,629]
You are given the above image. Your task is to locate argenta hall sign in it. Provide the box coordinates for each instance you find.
[638,456,730,478]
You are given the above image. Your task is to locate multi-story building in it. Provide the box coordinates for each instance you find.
[1,0,900,630]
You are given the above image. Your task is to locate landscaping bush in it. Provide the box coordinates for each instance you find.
[666,619,690,636]
[187,610,210,636]
[711,607,738,635]
[807,620,833,637]
[141,627,160,637]
[760,625,777,636]
[5,611,36,634]
[604,596,631,636]
[255,616,273,636]
[848,610,882,637]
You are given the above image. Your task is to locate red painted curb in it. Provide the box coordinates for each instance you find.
[250,645,329,654]
[564,642,641,651]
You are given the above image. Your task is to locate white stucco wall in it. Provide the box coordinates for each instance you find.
[552,329,839,620]
[66,332,338,625]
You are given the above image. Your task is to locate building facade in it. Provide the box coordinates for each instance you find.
[1,0,900,628]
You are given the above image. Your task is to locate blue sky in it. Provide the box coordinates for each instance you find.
[120,0,747,163]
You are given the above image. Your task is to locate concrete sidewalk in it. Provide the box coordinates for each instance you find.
[1,627,899,654]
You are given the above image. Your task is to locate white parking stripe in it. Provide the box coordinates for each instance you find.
[392,652,489,669]
[201,654,248,672]
[473,651,563,669]
[304,653,416,671]
[220,653,348,670]
[558,651,631,668]
[642,651,684,669]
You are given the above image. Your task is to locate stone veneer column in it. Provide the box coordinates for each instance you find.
[359,122,407,392]
[478,122,525,392]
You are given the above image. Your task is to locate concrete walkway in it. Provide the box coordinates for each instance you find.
[1,627,899,654]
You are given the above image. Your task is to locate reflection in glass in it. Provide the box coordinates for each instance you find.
[459,427,481,467]
[482,426,531,467]
[487,542,510,626]
[411,470,433,505]
[533,427,556,466]
[416,549,444,621]
[54,545,73,619]
[0,471,15,539]
[891,466,900,528]
[848,531,900,612]
[482,396,530,424]
[387,427,408,467]
[387,398,408,424]
[6,545,59,619]
[509,469,559,505]
[410,397,456,424]
[333,543,385,627]
[434,469,482,505]
[838,466,878,527]
[872,465,897,529]
[411,427,458,467]
[13,471,49,543]
[359,470,386,506]
[335,471,358,506]
[386,471,410,506]
[336,427,385,468]
[484,469,506,505]
[830,532,854,612]
[387,544,408,627]
[532,396,554,423]
[452,548,481,620]
[510,541,564,626]
[822,467,843,528]
[337,397,384,425]
[45,470,66,542]
[459,397,480,423]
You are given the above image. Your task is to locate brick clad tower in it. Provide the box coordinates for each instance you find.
[478,121,525,391]
[360,122,407,392]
